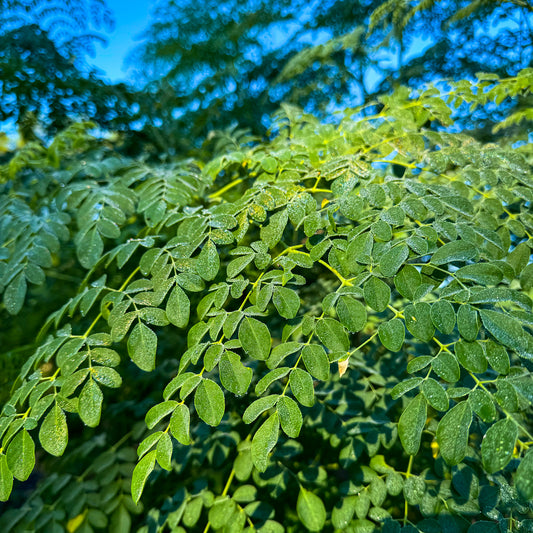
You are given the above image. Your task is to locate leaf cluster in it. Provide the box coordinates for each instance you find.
[1,74,533,532]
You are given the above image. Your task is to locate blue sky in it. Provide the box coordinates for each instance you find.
[91,0,152,82]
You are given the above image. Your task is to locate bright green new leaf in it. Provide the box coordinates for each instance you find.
[481,418,517,473]
[145,400,179,429]
[169,404,190,445]
[219,351,253,395]
[128,322,158,371]
[273,286,300,319]
[194,379,225,426]
[251,412,279,472]
[378,318,405,352]
[79,378,103,427]
[0,455,13,502]
[436,401,472,465]
[131,450,156,504]
[289,368,315,407]
[156,431,173,471]
[239,317,271,361]
[297,487,326,532]
[39,403,68,457]
[398,393,427,455]
[277,396,303,438]
[301,344,330,381]
[6,429,35,482]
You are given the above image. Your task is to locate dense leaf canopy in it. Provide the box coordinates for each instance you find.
[0,68,532,531]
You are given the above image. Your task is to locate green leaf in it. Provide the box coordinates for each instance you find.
[156,431,173,471]
[219,351,253,395]
[267,342,301,369]
[297,487,326,532]
[436,401,472,465]
[239,317,271,361]
[391,378,423,400]
[484,341,510,375]
[394,265,421,301]
[277,396,303,438]
[79,378,103,427]
[421,378,448,411]
[208,497,236,529]
[336,296,367,333]
[301,344,330,380]
[39,403,68,456]
[404,303,434,342]
[227,254,254,278]
[516,449,533,500]
[430,301,456,334]
[0,455,13,502]
[431,240,477,265]
[346,232,373,270]
[166,285,190,328]
[332,496,357,530]
[77,228,104,268]
[6,429,35,482]
[169,404,190,445]
[316,318,349,352]
[194,379,225,426]
[273,286,300,319]
[455,340,487,373]
[127,322,157,372]
[364,276,390,312]
[290,368,315,407]
[480,309,527,353]
[481,418,517,473]
[456,263,503,286]
[469,389,497,422]
[457,304,479,342]
[431,352,460,383]
[131,450,156,504]
[260,210,288,249]
[4,272,26,315]
[197,240,220,281]
[398,394,427,455]
[91,366,122,388]
[380,243,409,278]
[378,318,405,352]
[243,395,280,424]
[145,400,179,429]
[251,412,279,472]
[404,476,425,506]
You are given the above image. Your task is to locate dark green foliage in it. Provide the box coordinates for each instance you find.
[0,71,533,532]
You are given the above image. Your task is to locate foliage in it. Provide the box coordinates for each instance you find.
[0,25,139,138]
[1,70,533,532]
[129,0,533,144]
[0,0,114,57]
